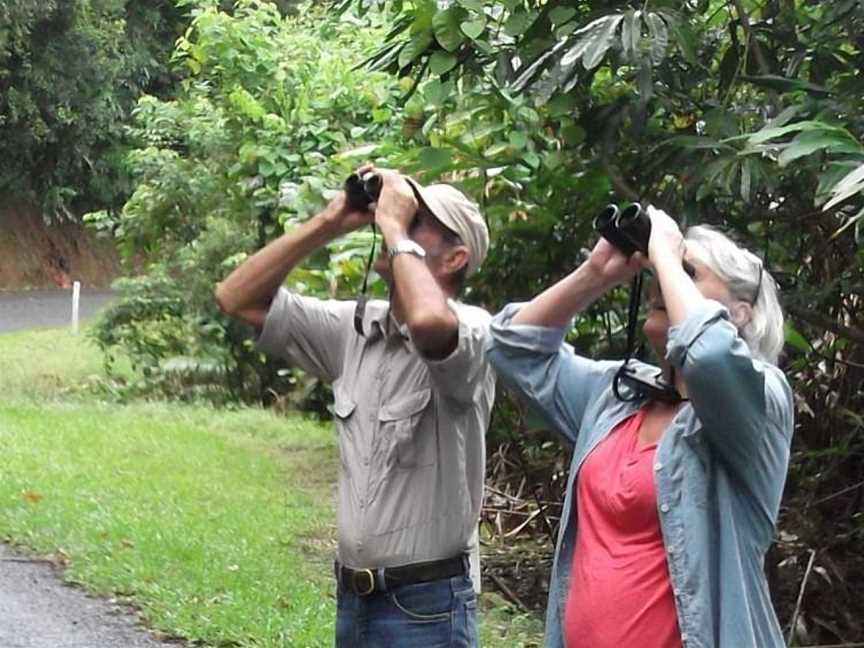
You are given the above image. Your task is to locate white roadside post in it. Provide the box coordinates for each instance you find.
[72,281,81,335]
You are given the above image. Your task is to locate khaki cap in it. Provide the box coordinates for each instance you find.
[405,178,490,276]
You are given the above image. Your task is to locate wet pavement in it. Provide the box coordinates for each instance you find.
[0,289,114,333]
[0,544,181,648]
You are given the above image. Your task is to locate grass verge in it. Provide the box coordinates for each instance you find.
[0,400,339,646]
[0,327,115,402]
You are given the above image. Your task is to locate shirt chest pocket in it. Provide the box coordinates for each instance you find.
[379,388,435,470]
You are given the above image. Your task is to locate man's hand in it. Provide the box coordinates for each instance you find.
[358,165,418,241]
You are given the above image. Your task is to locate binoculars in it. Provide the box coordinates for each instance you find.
[344,172,382,211]
[594,203,695,276]
[593,203,652,258]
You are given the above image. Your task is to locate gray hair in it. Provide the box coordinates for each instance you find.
[685,225,785,365]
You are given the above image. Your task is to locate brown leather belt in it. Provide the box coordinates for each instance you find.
[335,555,468,596]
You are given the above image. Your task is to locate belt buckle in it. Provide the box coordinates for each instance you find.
[352,568,375,596]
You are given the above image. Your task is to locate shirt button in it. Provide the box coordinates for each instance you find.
[681,632,689,642]
[653,462,663,471]
[660,503,670,513]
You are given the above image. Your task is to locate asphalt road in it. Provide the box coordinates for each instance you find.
[0,545,179,648]
[0,288,115,333]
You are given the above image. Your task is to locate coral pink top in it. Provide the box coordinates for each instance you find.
[564,409,683,648]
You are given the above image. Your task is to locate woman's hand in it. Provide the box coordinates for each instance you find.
[585,237,643,290]
[645,205,685,267]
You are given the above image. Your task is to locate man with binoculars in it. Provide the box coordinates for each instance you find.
[215,166,494,647]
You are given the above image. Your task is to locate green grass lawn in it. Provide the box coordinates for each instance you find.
[0,328,543,646]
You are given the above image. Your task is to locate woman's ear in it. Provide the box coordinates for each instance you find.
[730,301,753,329]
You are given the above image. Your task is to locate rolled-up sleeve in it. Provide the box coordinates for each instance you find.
[256,288,354,383]
[666,300,794,514]
[485,303,619,445]
[422,301,494,407]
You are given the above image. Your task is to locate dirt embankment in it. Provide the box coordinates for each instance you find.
[0,203,119,290]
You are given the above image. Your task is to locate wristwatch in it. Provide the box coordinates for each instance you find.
[388,238,427,263]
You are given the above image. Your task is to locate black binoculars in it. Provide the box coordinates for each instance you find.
[593,203,652,258]
[344,172,382,211]
[594,203,695,276]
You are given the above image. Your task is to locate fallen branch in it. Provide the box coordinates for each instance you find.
[487,571,530,612]
[787,548,817,647]
[805,479,864,509]
[504,507,545,538]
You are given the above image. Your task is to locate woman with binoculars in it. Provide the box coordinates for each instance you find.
[486,205,793,648]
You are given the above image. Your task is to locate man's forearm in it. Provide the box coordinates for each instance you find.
[215,210,343,326]
[379,215,459,358]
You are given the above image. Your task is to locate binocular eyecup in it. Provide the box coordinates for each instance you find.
[593,203,652,258]
[344,172,382,211]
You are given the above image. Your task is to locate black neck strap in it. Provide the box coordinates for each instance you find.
[353,222,378,336]
[612,272,687,404]
[624,273,643,365]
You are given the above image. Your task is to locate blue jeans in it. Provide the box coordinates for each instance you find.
[336,575,478,647]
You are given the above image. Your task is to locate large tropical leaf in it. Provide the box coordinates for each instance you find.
[778,131,863,167]
[824,163,864,210]
[560,14,623,70]
[432,7,467,52]
[645,12,668,66]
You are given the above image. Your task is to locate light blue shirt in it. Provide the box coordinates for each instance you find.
[485,300,794,648]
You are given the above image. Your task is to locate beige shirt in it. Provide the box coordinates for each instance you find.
[257,288,495,571]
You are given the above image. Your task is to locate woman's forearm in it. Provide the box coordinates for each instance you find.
[512,263,612,328]
[652,253,705,327]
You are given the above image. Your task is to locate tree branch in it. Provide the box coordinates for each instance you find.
[600,155,640,201]
[730,0,772,76]
[786,304,864,346]
[729,0,782,112]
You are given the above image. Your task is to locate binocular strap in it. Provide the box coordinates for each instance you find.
[612,273,686,404]
[353,222,378,336]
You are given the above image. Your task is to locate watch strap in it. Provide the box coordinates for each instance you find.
[388,238,426,262]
